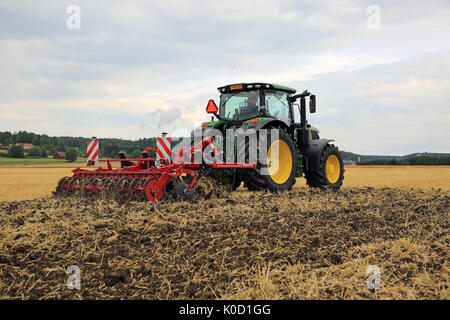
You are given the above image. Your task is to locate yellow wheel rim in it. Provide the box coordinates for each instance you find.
[325,154,340,183]
[267,140,292,185]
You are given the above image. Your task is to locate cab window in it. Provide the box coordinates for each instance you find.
[219,91,260,120]
[265,91,291,123]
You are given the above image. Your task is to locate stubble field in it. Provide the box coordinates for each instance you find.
[0,165,448,299]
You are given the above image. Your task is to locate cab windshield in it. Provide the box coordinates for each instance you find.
[219,91,260,121]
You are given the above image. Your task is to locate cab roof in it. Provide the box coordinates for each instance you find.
[217,82,296,94]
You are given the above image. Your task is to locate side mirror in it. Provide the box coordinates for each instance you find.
[309,95,316,113]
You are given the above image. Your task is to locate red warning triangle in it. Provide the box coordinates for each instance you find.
[206,99,218,113]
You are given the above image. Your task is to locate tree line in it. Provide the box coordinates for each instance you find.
[360,156,450,165]
[0,130,159,160]
[2,130,448,165]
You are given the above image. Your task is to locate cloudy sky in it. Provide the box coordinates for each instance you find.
[0,0,449,154]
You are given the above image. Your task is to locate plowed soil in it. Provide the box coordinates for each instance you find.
[0,187,448,299]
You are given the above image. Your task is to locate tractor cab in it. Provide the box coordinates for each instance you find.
[215,83,296,124]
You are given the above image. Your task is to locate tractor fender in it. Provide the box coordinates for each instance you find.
[303,139,334,172]
[239,119,291,148]
[252,119,290,132]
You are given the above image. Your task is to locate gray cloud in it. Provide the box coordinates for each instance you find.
[0,0,449,154]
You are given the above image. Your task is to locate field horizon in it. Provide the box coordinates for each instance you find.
[1,165,449,202]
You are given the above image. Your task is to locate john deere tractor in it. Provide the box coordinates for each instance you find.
[197,82,344,191]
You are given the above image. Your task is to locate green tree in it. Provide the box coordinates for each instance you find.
[44,144,57,155]
[31,136,41,146]
[41,146,48,158]
[40,135,50,146]
[8,145,25,158]
[57,141,66,152]
[422,157,435,165]
[0,131,12,145]
[131,149,142,159]
[27,146,43,158]
[436,157,450,165]
[65,148,78,162]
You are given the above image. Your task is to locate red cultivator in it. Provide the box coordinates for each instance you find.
[55,136,256,202]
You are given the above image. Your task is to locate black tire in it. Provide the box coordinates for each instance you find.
[305,144,344,189]
[241,129,297,191]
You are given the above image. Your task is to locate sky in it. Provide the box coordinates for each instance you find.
[0,0,449,155]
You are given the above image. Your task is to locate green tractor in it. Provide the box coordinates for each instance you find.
[196,82,345,191]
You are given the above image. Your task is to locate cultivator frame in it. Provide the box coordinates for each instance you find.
[56,137,256,202]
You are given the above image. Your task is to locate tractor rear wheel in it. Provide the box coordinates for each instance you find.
[243,129,297,191]
[305,143,344,189]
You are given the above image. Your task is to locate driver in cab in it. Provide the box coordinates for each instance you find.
[240,94,258,118]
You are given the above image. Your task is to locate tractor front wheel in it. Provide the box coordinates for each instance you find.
[305,144,344,189]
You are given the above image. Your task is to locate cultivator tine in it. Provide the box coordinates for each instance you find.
[139,178,151,201]
[114,178,128,200]
[91,178,102,194]
[128,178,141,200]
[104,177,117,193]
[65,177,76,193]
[81,177,92,194]
[71,177,81,193]
[61,178,70,193]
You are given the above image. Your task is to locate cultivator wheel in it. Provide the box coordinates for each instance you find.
[174,183,195,201]
[144,180,163,202]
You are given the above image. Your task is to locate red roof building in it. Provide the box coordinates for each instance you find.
[15,143,34,150]
[53,152,66,159]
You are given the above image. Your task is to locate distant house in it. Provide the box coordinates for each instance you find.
[15,143,34,150]
[53,152,66,159]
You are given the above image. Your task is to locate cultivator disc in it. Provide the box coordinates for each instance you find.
[54,176,162,201]
[54,173,231,203]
